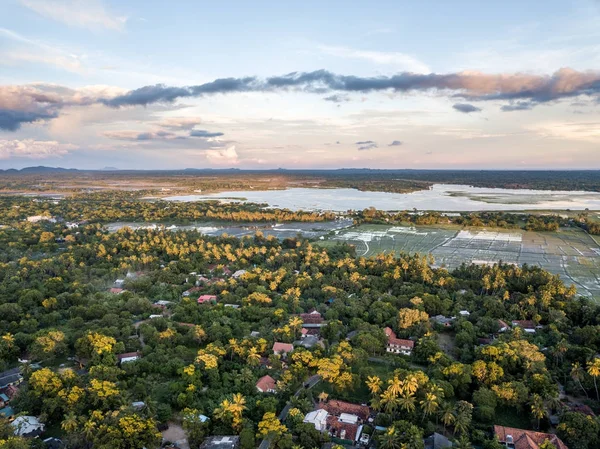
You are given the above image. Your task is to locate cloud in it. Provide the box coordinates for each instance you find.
[190,129,224,138]
[323,94,350,103]
[500,101,535,111]
[102,68,600,109]
[355,140,378,151]
[388,140,403,146]
[205,145,239,164]
[18,0,126,31]
[452,103,482,113]
[0,108,56,131]
[0,139,77,159]
[156,117,203,130]
[102,130,177,141]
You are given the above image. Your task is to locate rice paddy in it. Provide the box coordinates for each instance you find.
[324,224,600,299]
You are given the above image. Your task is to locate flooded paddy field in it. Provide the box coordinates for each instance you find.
[323,224,600,299]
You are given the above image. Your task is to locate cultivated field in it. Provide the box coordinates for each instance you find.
[325,224,600,299]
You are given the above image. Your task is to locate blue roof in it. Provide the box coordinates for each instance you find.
[0,393,9,401]
[0,406,14,417]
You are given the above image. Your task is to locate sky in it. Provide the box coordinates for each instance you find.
[1,0,600,170]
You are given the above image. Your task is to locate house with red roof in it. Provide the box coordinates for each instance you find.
[256,375,277,393]
[384,327,414,355]
[117,352,141,364]
[183,286,202,297]
[494,425,568,449]
[511,320,538,333]
[198,295,217,304]
[272,342,294,356]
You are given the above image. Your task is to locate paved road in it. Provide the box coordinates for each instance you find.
[259,375,321,449]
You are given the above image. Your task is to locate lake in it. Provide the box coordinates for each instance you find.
[164,184,600,212]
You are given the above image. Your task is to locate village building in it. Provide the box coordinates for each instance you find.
[384,327,414,356]
[11,416,45,437]
[256,375,277,393]
[200,436,239,449]
[117,352,141,364]
[303,409,329,432]
[494,425,568,449]
[511,320,538,333]
[231,269,247,279]
[272,342,294,357]
[183,286,202,297]
[198,294,218,304]
[498,320,510,333]
[0,368,23,390]
[431,315,454,327]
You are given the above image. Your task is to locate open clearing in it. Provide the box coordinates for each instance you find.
[324,224,600,299]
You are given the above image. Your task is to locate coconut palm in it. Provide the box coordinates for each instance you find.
[586,358,600,401]
[247,347,261,366]
[366,375,383,396]
[530,394,546,429]
[387,376,404,397]
[404,375,419,395]
[380,389,399,415]
[439,402,455,436]
[397,392,416,414]
[570,362,589,398]
[454,435,474,449]
[378,427,401,449]
[420,392,440,420]
[61,412,79,433]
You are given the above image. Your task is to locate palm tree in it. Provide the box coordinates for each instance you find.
[454,435,474,449]
[247,347,261,367]
[387,376,404,397]
[366,375,383,396]
[570,362,589,398]
[420,392,440,421]
[378,426,401,449]
[586,358,600,401]
[453,409,471,435]
[404,375,419,395]
[214,399,232,422]
[397,392,416,414]
[61,412,79,433]
[530,394,546,429]
[439,402,455,436]
[380,389,399,415]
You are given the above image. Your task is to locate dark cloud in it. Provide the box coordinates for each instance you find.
[355,140,378,150]
[452,103,482,113]
[190,129,225,138]
[103,130,177,141]
[0,109,56,131]
[323,94,350,103]
[388,140,403,146]
[102,68,600,109]
[500,101,536,111]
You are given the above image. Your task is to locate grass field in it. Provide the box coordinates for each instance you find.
[324,224,600,299]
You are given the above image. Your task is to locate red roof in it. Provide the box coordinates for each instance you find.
[384,327,414,349]
[198,295,217,303]
[512,320,536,329]
[256,375,276,392]
[4,385,19,399]
[494,425,568,449]
[299,311,323,324]
[184,287,202,294]
[117,352,140,361]
[272,342,294,354]
[318,400,369,421]
[109,288,124,294]
[326,416,359,441]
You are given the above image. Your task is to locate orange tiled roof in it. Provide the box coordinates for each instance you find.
[318,400,369,421]
[494,425,568,449]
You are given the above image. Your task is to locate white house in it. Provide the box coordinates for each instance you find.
[12,416,45,437]
[303,409,329,432]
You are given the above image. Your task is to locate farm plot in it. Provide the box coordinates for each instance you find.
[327,224,600,299]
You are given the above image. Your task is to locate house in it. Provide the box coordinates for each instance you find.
[458,310,471,317]
[132,401,146,410]
[198,295,217,304]
[303,409,329,432]
[0,368,23,390]
[42,437,63,449]
[27,215,55,223]
[114,279,125,288]
[494,425,568,449]
[199,436,239,449]
[117,352,141,364]
[272,342,294,356]
[512,320,537,333]
[250,331,260,338]
[183,287,202,297]
[0,406,14,419]
[299,310,324,325]
[424,432,453,449]
[3,385,19,399]
[11,416,45,437]
[498,320,510,333]
[294,335,322,349]
[0,393,9,408]
[256,375,277,393]
[431,315,454,327]
[231,269,247,279]
[109,287,125,294]
[318,399,370,421]
[384,327,414,356]
[153,300,172,309]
